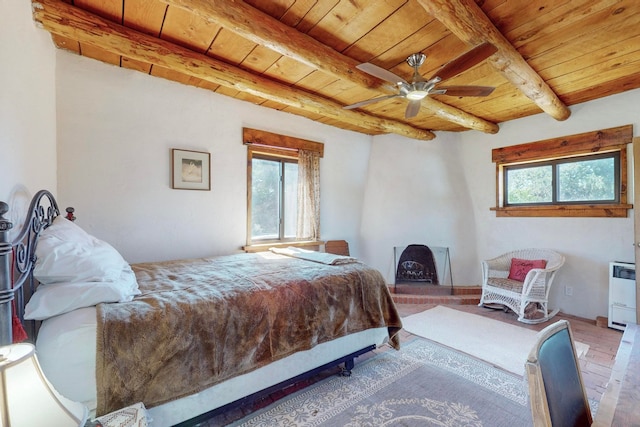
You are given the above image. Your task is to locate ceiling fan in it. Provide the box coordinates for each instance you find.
[344,42,499,119]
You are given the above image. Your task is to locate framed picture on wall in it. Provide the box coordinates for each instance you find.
[171,149,211,190]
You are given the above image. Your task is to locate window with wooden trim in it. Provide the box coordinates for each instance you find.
[250,151,298,241]
[243,128,323,249]
[492,125,633,217]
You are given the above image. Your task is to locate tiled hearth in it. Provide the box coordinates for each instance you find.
[389,285,482,305]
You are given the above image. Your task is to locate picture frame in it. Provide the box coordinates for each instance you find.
[171,149,211,190]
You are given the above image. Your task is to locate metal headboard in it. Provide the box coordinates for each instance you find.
[0,190,61,345]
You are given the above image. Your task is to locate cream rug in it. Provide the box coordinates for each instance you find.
[402,305,589,376]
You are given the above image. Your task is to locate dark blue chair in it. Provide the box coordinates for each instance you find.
[525,320,592,426]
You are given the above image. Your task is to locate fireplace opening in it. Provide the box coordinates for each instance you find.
[395,244,439,285]
[393,244,453,295]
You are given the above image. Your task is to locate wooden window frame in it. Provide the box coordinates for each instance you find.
[242,128,324,251]
[247,147,298,245]
[491,125,633,218]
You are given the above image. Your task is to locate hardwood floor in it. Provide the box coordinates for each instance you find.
[200,302,623,426]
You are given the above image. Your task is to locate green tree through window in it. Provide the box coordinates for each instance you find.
[505,153,619,206]
[507,165,552,204]
[251,156,298,241]
[557,157,615,202]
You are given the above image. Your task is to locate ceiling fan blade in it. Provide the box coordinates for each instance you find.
[438,85,496,97]
[356,62,408,85]
[343,94,401,110]
[405,100,421,119]
[429,42,498,82]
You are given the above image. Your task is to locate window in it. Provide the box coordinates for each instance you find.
[504,152,619,206]
[250,153,298,241]
[243,128,324,248]
[492,125,633,217]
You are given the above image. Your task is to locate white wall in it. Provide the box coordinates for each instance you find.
[0,0,57,228]
[360,132,478,286]
[458,88,640,320]
[55,52,372,263]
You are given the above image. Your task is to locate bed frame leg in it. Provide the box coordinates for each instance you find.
[341,358,355,376]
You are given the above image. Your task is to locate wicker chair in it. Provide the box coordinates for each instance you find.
[479,248,565,324]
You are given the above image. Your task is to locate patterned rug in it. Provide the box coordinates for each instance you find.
[231,338,532,426]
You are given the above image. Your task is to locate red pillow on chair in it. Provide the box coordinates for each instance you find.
[508,258,547,282]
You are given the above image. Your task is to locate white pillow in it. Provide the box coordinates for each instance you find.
[27,216,141,320]
[36,214,95,245]
[34,216,127,284]
[25,265,141,321]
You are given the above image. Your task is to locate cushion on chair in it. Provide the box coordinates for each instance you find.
[486,278,542,320]
[508,258,547,281]
[487,277,524,293]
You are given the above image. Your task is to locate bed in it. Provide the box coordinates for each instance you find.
[0,190,402,426]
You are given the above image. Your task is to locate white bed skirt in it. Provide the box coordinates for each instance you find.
[36,307,389,427]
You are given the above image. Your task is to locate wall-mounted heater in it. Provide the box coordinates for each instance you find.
[608,261,636,331]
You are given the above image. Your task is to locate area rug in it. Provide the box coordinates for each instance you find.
[401,305,589,376]
[231,338,531,426]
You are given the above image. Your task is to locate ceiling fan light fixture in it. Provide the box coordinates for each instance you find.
[406,90,429,100]
[345,44,497,117]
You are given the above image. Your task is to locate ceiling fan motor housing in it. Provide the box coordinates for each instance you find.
[406,53,426,68]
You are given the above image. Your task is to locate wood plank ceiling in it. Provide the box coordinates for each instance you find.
[32,0,640,141]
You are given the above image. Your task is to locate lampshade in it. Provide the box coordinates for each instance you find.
[0,343,88,426]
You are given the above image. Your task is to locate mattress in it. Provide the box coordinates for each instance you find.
[36,307,389,427]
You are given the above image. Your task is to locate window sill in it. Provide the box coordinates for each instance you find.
[491,204,633,218]
[243,240,324,253]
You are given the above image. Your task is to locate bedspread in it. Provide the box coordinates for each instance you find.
[95,252,402,415]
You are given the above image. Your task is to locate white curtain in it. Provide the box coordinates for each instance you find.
[296,149,320,240]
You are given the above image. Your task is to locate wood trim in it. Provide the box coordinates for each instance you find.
[243,128,324,157]
[491,204,632,218]
[495,162,502,209]
[620,144,629,204]
[243,240,324,253]
[492,125,633,164]
[249,146,299,160]
[325,240,350,256]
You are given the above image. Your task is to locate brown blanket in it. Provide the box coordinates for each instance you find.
[95,252,402,415]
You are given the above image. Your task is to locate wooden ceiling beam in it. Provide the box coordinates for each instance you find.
[162,0,499,135]
[417,0,571,121]
[32,0,435,141]
[164,0,388,91]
